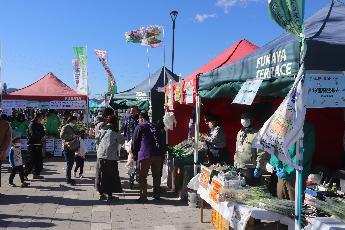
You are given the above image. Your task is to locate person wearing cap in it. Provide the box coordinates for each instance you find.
[132,111,165,201]
[9,136,29,187]
[0,115,12,189]
[24,113,46,180]
[234,112,268,186]
[60,116,79,185]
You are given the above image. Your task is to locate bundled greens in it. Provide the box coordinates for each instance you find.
[219,187,295,218]
[168,140,206,166]
[307,197,345,222]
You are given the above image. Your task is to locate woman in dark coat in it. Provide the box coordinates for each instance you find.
[95,115,125,200]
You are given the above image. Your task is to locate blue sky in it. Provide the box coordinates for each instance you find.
[0,0,331,97]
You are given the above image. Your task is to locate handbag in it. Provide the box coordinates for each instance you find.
[67,138,80,152]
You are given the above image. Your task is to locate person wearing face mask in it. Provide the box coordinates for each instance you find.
[24,113,46,179]
[234,112,267,186]
[201,113,228,165]
[60,116,79,185]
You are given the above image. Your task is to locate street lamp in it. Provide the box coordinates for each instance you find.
[170,10,178,74]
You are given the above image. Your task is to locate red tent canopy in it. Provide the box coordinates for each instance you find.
[166,39,259,105]
[3,72,87,101]
[184,39,258,83]
[167,39,259,145]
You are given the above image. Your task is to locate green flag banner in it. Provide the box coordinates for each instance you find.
[269,0,304,36]
[73,47,88,95]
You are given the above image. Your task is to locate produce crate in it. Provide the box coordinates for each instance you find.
[211,208,230,230]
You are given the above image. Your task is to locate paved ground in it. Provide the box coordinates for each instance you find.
[0,157,211,230]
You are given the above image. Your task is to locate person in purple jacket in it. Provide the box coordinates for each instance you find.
[132,111,164,202]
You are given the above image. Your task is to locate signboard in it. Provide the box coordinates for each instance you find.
[199,166,212,189]
[54,139,63,157]
[45,139,55,152]
[83,139,96,152]
[49,100,86,109]
[209,177,223,204]
[20,139,28,151]
[135,92,150,101]
[305,72,345,108]
[2,100,27,109]
[185,80,194,104]
[199,41,300,90]
[232,79,263,105]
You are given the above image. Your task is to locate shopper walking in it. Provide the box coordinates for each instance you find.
[24,113,46,179]
[95,115,125,201]
[60,116,79,185]
[124,106,139,168]
[132,111,165,202]
[9,137,29,187]
[0,115,12,189]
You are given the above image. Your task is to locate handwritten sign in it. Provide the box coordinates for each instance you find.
[83,139,96,152]
[209,177,224,204]
[305,72,345,108]
[45,139,55,152]
[54,139,63,157]
[20,139,28,151]
[199,166,212,189]
[232,79,263,105]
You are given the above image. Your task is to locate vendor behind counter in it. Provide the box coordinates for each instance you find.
[201,113,229,165]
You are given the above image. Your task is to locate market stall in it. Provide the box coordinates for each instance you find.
[163,39,259,193]
[190,1,345,229]
[1,72,93,156]
[111,66,178,122]
[1,72,88,113]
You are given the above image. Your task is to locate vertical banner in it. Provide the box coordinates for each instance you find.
[94,49,117,95]
[254,0,306,170]
[72,59,80,89]
[268,0,304,36]
[73,47,88,95]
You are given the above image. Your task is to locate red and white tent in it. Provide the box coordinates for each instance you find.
[2,72,87,110]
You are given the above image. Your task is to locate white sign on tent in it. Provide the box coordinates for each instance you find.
[305,71,345,108]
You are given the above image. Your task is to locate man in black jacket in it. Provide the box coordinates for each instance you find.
[24,113,46,179]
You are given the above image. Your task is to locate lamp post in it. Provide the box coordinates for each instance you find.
[170,10,178,74]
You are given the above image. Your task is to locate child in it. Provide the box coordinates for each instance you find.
[9,137,29,187]
[74,137,86,178]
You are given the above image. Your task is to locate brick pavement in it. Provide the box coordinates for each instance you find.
[0,157,211,230]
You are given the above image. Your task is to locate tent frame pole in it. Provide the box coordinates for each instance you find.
[295,131,304,230]
[194,74,201,176]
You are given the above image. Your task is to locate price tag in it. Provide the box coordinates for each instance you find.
[209,177,224,204]
[199,165,212,189]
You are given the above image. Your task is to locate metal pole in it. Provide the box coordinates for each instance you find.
[295,132,304,230]
[171,20,175,74]
[194,95,200,176]
[170,11,178,74]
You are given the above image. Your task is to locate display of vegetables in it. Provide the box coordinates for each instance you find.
[168,140,206,166]
[219,187,296,218]
[307,197,345,222]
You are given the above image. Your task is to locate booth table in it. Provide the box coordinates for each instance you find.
[305,217,345,230]
[197,186,294,230]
